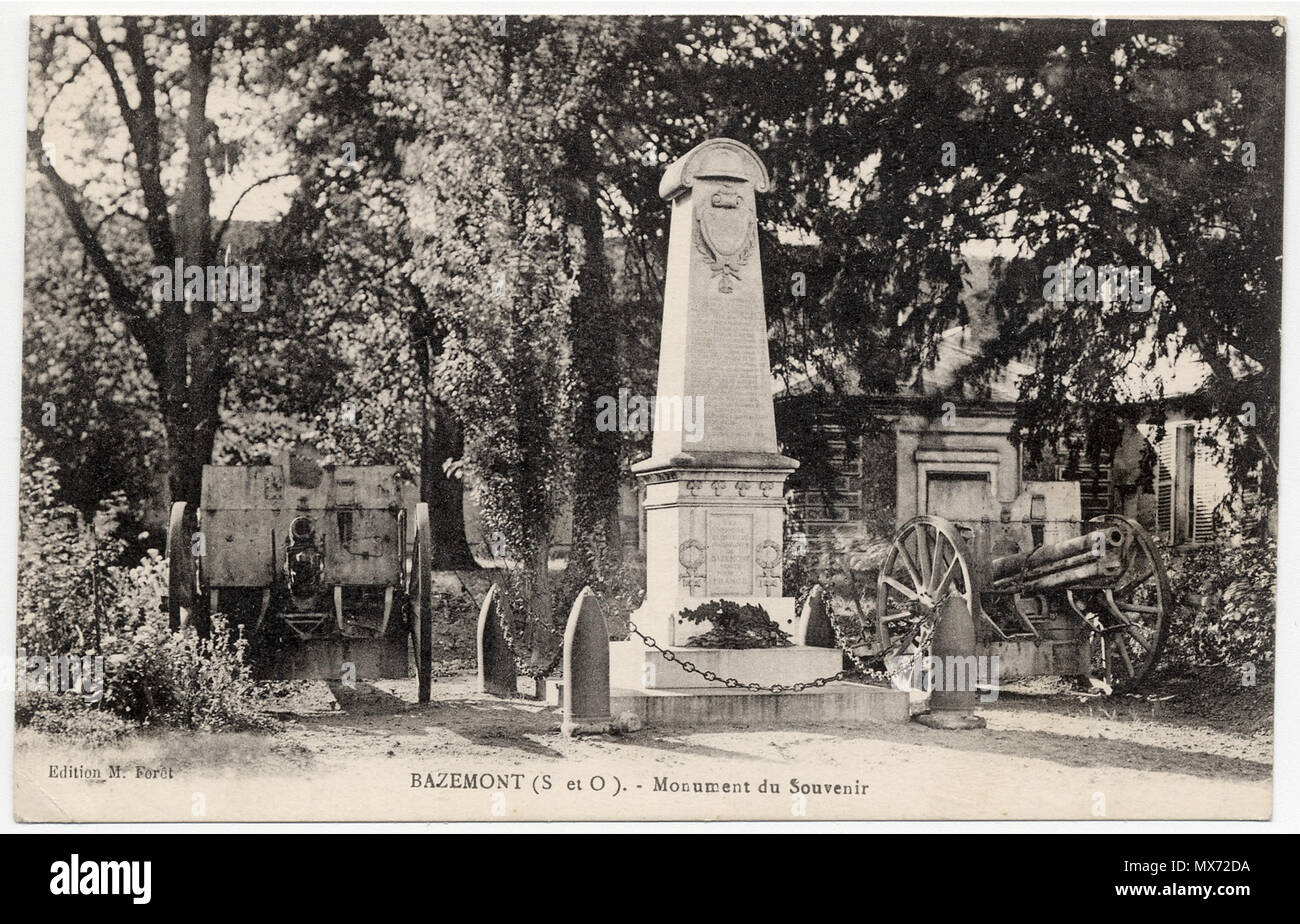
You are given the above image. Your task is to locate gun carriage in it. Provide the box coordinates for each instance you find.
[871,482,1171,692]
[163,450,435,701]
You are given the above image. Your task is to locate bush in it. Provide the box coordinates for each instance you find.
[16,444,141,657]
[679,600,792,649]
[18,433,269,734]
[1163,533,1276,673]
[15,692,132,744]
[108,613,268,731]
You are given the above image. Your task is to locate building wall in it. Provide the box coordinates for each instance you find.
[781,405,1167,566]
[783,408,1025,577]
[893,414,1021,524]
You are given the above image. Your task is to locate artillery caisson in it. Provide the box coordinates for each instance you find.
[163,450,435,701]
[871,482,1171,693]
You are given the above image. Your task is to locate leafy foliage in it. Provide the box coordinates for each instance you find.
[679,600,792,650]
[1163,534,1276,672]
[372,17,615,624]
[17,430,144,656]
[21,183,164,534]
[18,430,265,734]
[107,614,266,730]
[22,15,1282,697]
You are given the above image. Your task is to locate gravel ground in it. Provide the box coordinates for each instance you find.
[15,666,1271,822]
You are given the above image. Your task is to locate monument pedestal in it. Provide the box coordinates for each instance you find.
[631,452,800,647]
[607,680,910,728]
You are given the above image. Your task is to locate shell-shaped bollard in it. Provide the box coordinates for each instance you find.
[915,595,987,730]
[476,584,516,697]
[795,584,836,647]
[561,586,612,737]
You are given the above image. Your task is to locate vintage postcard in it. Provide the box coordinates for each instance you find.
[11,11,1279,822]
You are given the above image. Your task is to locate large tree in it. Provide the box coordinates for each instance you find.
[369,16,679,604]
[249,14,479,567]
[25,14,484,574]
[26,15,303,509]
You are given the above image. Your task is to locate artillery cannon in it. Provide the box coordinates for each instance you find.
[871,482,1171,693]
[163,449,436,701]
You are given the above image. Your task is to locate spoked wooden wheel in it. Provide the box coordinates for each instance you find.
[875,516,980,690]
[165,502,195,630]
[1067,515,1171,693]
[410,503,434,704]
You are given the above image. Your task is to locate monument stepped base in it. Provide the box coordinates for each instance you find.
[609,682,909,727]
[545,639,909,728]
[545,679,907,727]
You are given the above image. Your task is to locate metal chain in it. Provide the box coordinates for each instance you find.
[503,588,938,693]
[624,590,942,693]
[826,614,892,682]
[497,604,564,679]
[836,585,952,683]
[793,585,892,682]
[823,602,939,686]
[626,621,850,692]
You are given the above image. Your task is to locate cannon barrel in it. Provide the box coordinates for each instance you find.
[988,525,1127,592]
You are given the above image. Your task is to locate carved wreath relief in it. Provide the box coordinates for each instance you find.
[755,539,782,594]
[678,538,706,592]
[693,183,756,293]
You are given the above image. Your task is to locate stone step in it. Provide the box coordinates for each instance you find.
[546,667,909,727]
[609,682,907,727]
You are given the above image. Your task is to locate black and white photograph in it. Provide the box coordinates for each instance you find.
[2,6,1291,836]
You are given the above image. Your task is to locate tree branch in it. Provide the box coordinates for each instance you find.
[83,19,137,135]
[27,129,164,383]
[214,172,295,248]
[95,16,176,268]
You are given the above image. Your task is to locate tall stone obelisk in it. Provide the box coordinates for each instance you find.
[631,139,801,648]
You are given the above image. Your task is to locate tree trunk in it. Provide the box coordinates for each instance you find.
[158,22,221,511]
[167,24,220,510]
[564,131,623,570]
[530,540,555,637]
[409,284,478,570]
[422,394,479,569]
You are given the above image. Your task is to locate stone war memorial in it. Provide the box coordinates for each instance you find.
[602,138,908,728]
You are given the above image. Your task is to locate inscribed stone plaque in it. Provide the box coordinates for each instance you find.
[706,512,754,596]
[687,288,771,452]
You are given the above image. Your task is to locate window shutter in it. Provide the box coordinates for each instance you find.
[1192,429,1231,542]
[1153,429,1175,541]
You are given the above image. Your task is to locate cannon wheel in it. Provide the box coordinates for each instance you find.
[410,503,434,704]
[1067,514,1171,693]
[165,501,195,630]
[875,515,979,688]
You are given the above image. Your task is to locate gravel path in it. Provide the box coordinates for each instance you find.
[14,670,1272,822]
